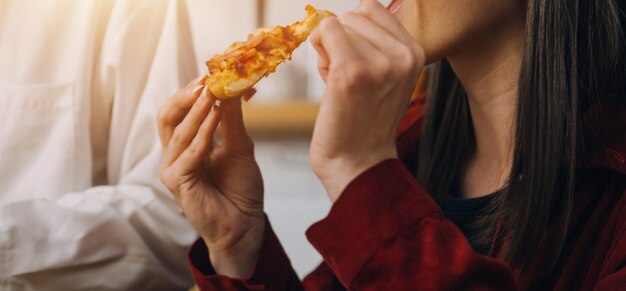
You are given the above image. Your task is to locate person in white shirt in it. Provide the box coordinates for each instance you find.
[0,0,199,289]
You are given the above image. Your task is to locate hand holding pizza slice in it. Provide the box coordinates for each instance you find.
[205,5,335,99]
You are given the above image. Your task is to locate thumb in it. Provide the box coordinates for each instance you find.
[220,98,254,153]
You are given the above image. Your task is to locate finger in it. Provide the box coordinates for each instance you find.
[166,75,208,122]
[344,10,425,76]
[158,84,205,149]
[158,75,208,148]
[242,88,257,102]
[338,22,384,59]
[356,0,415,45]
[164,86,215,167]
[170,105,222,174]
[310,17,360,67]
[219,98,254,153]
[317,57,329,83]
[354,1,426,64]
[339,12,411,60]
[310,34,330,82]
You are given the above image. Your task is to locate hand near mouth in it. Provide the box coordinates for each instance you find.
[310,0,425,201]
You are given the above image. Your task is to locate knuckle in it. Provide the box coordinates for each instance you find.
[381,57,394,74]
[189,136,207,154]
[413,44,426,67]
[373,59,393,84]
[311,28,320,39]
[170,130,182,143]
[317,57,326,68]
[159,167,176,189]
[157,108,169,125]
[344,63,370,88]
[359,0,377,16]
[317,17,335,32]
[401,61,416,77]
[395,46,418,75]
[310,29,323,47]
[239,136,255,153]
[396,45,414,62]
[339,12,359,24]
[187,144,198,156]
[309,150,323,176]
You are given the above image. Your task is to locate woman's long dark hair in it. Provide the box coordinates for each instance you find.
[417,0,626,271]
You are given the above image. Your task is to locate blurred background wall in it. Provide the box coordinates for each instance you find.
[185,0,391,278]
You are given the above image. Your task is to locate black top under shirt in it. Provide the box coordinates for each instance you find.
[442,193,498,256]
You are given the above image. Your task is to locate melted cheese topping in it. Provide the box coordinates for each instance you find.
[206,5,335,99]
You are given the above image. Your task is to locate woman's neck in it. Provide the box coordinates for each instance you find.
[447,24,524,198]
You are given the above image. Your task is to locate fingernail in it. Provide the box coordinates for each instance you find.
[198,86,209,103]
[199,74,209,83]
[192,85,205,95]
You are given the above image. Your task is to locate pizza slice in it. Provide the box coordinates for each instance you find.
[205,5,335,100]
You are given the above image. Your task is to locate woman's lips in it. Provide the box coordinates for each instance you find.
[388,0,404,15]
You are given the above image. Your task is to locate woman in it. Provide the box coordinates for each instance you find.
[157,0,626,289]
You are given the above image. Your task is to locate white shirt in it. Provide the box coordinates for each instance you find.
[0,0,199,289]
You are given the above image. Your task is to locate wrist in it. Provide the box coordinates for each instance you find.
[204,217,266,279]
[316,150,397,202]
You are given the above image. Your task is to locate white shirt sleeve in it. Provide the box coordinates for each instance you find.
[0,0,199,290]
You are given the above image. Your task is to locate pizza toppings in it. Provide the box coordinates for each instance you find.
[205,5,335,99]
